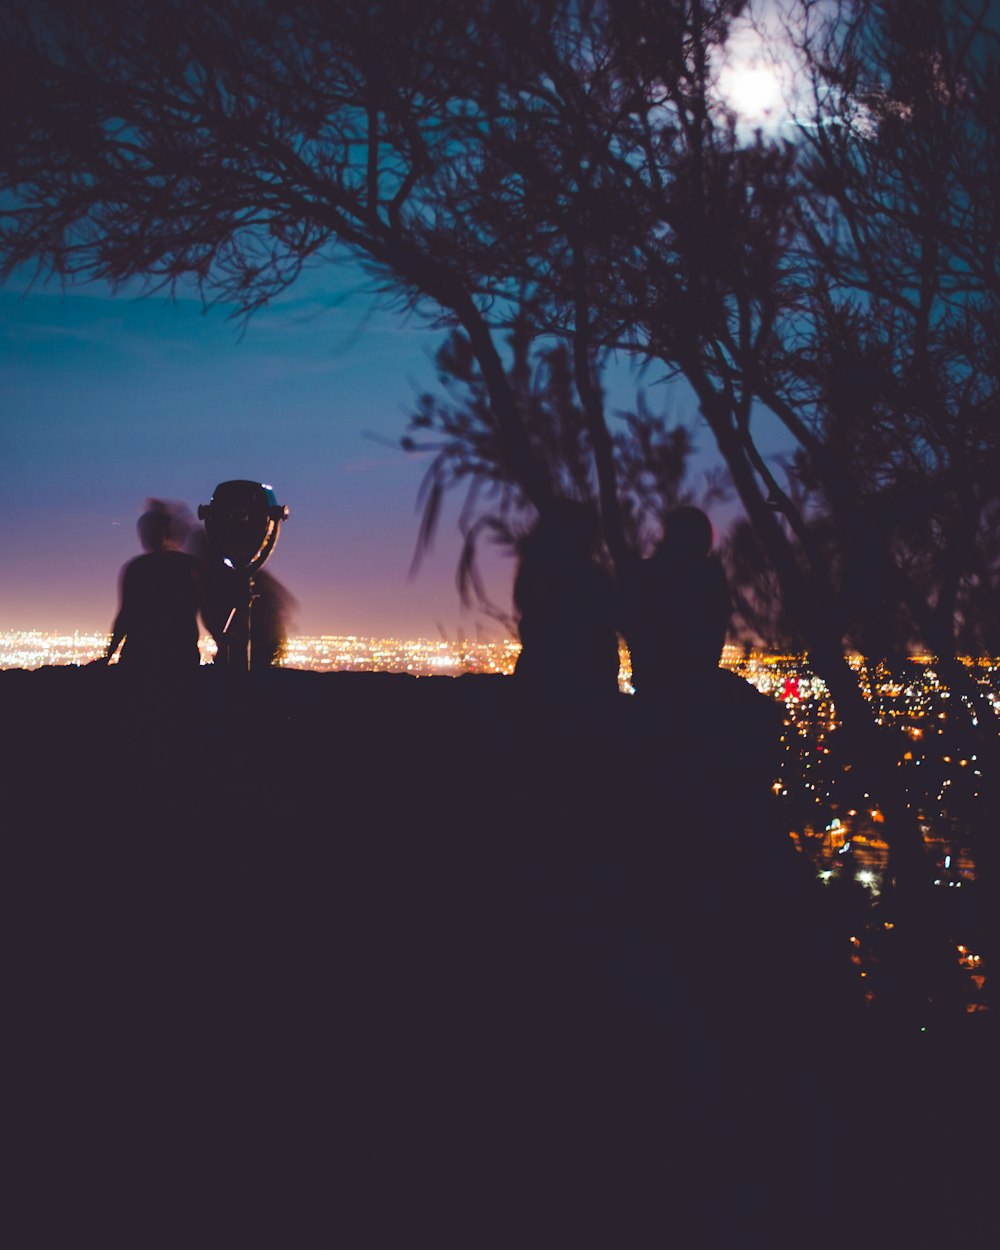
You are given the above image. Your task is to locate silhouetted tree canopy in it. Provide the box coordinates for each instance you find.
[3,0,1000,874]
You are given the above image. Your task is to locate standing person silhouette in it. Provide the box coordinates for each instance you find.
[512,499,620,703]
[104,500,202,673]
[628,506,730,703]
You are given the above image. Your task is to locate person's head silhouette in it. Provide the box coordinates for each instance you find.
[526,498,602,562]
[137,506,171,553]
[656,506,713,561]
[136,499,192,553]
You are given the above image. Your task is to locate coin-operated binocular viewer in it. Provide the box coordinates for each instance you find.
[198,480,289,673]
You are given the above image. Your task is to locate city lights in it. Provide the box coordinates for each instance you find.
[3,629,992,1012]
[5,634,995,887]
[0,629,525,678]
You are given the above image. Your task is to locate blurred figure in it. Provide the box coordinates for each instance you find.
[513,499,620,702]
[219,568,297,671]
[187,525,296,671]
[105,499,201,672]
[627,505,730,702]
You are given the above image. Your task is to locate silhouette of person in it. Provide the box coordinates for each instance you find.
[105,500,202,672]
[512,499,620,701]
[627,505,730,702]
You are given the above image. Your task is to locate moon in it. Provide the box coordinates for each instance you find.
[713,11,803,136]
[719,62,785,123]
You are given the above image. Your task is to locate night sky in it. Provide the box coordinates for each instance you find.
[2,266,733,642]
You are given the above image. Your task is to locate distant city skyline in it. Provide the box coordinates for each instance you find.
[1,269,735,641]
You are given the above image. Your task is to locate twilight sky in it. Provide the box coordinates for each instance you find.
[2,267,732,640]
[0,5,804,643]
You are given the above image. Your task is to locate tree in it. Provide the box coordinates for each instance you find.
[0,0,558,510]
[779,0,1000,963]
[403,316,700,619]
[781,0,1000,670]
[4,0,999,925]
[0,0,734,616]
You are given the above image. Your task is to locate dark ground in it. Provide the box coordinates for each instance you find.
[4,666,997,1247]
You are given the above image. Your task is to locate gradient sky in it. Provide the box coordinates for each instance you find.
[1,265,734,640]
[0,7,809,643]
[2,269,491,639]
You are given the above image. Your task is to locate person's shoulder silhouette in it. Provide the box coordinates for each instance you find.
[513,499,620,701]
[106,500,201,672]
[630,506,730,700]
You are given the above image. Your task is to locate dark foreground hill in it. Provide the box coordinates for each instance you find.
[3,667,996,1248]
